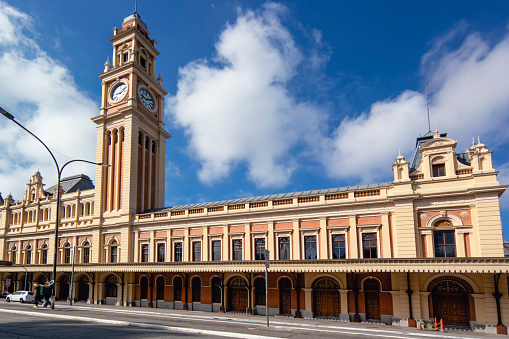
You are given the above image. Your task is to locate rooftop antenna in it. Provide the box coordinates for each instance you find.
[135,0,138,13]
[425,83,431,132]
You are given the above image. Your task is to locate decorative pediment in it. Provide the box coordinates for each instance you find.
[420,137,457,152]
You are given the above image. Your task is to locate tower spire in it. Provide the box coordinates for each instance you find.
[425,83,431,132]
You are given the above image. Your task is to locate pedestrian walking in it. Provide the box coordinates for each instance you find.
[33,282,42,308]
[42,280,54,308]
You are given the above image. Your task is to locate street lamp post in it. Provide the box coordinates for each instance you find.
[0,106,109,309]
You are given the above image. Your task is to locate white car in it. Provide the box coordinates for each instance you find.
[5,291,35,303]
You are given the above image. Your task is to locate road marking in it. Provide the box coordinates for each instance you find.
[0,308,281,339]
[62,306,482,339]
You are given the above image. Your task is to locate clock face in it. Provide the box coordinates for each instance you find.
[111,83,127,102]
[138,88,155,110]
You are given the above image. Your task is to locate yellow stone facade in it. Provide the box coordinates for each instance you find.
[0,12,508,335]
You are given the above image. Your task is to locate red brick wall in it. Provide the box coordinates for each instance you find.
[300,220,319,228]
[357,216,381,225]
[251,224,268,231]
[327,218,349,226]
[274,222,292,230]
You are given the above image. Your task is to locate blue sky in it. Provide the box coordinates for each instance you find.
[1,1,509,239]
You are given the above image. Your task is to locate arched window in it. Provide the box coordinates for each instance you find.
[174,242,183,262]
[192,277,201,302]
[254,278,266,306]
[25,245,32,265]
[63,243,71,264]
[434,230,456,257]
[362,233,378,258]
[232,240,242,261]
[192,241,201,262]
[255,239,265,260]
[156,276,165,300]
[83,241,91,264]
[41,244,48,264]
[211,277,221,304]
[79,203,84,216]
[141,244,149,262]
[212,240,221,261]
[140,276,149,300]
[157,243,165,262]
[173,276,182,301]
[278,237,290,260]
[332,235,346,259]
[110,240,118,263]
[105,275,117,298]
[304,236,317,260]
[11,245,17,265]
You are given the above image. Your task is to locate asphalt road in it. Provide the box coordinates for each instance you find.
[0,301,501,339]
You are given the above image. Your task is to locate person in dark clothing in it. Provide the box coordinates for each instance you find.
[42,281,54,307]
[33,283,42,308]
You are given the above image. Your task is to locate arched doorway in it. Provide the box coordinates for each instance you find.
[313,278,340,318]
[431,280,470,326]
[77,275,90,301]
[58,275,70,301]
[364,279,380,320]
[228,277,248,312]
[192,277,201,303]
[279,278,292,315]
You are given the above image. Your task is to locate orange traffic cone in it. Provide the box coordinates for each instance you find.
[440,319,444,332]
[434,317,438,331]
[417,321,422,330]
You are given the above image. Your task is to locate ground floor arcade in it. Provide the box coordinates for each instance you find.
[1,259,508,335]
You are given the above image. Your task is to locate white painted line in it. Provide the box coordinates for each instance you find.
[0,308,281,339]
[63,306,481,339]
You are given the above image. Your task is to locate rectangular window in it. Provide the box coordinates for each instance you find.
[141,244,149,262]
[26,251,31,265]
[212,240,221,261]
[362,233,378,258]
[174,242,183,262]
[157,243,165,262]
[304,236,317,260]
[123,53,129,63]
[434,230,456,257]
[83,247,90,264]
[278,237,290,260]
[140,57,146,68]
[255,238,266,260]
[332,235,346,259]
[41,249,47,264]
[192,241,201,262]
[110,246,117,263]
[432,164,445,177]
[232,240,243,261]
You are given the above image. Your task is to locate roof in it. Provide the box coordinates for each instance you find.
[45,174,95,195]
[410,131,447,173]
[0,193,3,205]
[504,241,509,258]
[145,181,393,213]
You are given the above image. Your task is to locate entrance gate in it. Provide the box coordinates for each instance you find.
[364,279,380,320]
[313,278,340,317]
[228,277,248,312]
[432,280,470,326]
[279,278,292,315]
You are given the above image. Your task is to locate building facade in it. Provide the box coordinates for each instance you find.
[1,12,508,335]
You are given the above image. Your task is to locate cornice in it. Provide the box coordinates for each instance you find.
[4,257,508,274]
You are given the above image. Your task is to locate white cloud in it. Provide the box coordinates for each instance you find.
[0,1,97,201]
[325,28,509,182]
[170,2,509,189]
[168,3,327,188]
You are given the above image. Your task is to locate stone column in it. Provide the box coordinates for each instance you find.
[319,218,327,259]
[292,219,300,260]
[303,288,313,316]
[349,215,358,258]
[340,289,350,321]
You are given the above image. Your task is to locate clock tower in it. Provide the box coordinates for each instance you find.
[92,12,171,218]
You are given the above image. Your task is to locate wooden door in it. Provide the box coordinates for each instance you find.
[228,287,248,311]
[365,291,380,320]
[433,293,469,326]
[313,290,340,317]
[279,287,291,314]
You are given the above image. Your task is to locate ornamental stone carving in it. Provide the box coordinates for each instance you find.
[460,211,468,217]
[440,210,447,217]
[420,214,427,220]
